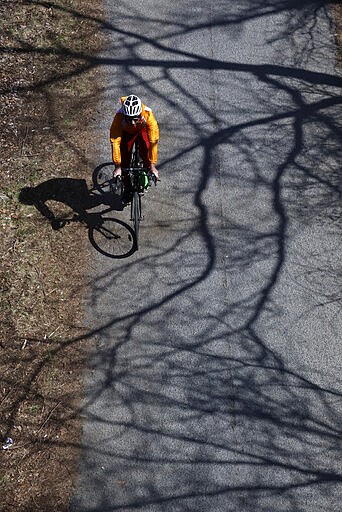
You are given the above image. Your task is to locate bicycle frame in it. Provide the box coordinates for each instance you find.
[120,167,148,250]
[118,141,156,250]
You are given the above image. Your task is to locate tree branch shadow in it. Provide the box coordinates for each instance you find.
[3,1,342,510]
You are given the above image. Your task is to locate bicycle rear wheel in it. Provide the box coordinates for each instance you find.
[92,163,114,193]
[88,217,135,258]
[131,191,141,250]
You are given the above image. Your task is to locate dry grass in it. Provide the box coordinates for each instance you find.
[332,2,342,67]
[0,1,106,510]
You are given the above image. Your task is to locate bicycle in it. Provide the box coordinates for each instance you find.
[92,140,157,250]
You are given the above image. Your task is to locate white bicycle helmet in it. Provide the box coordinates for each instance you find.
[122,94,142,117]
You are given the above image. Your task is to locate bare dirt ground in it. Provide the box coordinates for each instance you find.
[0,2,341,511]
[0,1,106,510]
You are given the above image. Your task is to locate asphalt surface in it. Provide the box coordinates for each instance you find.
[70,1,342,511]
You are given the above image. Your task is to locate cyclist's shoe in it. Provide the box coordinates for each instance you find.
[112,176,123,195]
[122,191,132,205]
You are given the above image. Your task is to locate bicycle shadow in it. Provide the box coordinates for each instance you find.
[19,176,136,258]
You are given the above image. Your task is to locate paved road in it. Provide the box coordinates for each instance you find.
[71,1,342,511]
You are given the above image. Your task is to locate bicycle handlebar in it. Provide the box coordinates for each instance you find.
[116,169,158,186]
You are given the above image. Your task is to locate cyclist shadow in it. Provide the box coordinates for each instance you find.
[19,176,136,258]
[19,176,121,226]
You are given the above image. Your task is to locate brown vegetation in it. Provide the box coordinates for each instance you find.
[0,1,106,510]
[332,2,342,66]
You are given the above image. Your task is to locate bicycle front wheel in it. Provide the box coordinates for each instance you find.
[88,217,135,258]
[132,191,141,250]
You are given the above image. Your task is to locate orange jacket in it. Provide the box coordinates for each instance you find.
[110,97,159,165]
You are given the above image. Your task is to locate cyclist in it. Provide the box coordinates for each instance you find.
[110,94,160,180]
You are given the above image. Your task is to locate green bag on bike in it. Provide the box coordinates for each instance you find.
[139,171,149,190]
